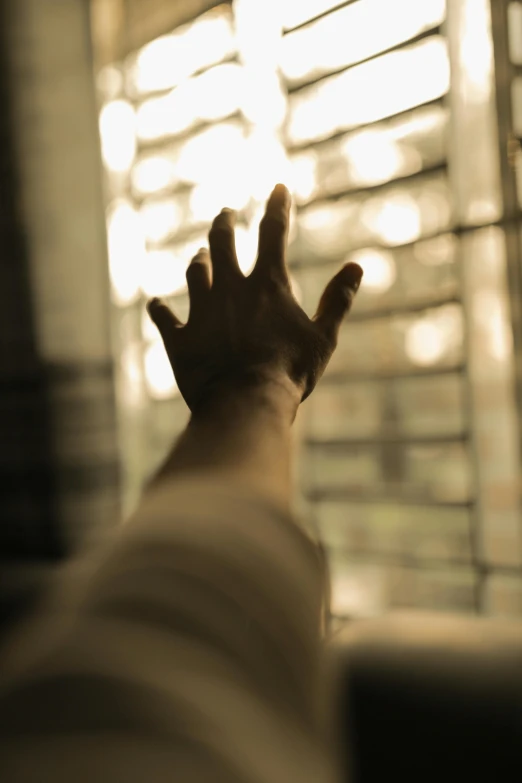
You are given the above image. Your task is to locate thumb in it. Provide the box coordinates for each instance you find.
[146,297,183,344]
[313,262,363,344]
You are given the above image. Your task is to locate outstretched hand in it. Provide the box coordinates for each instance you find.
[147,183,363,415]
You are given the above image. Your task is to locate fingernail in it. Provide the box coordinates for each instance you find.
[220,207,235,216]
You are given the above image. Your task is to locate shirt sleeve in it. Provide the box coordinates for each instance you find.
[0,476,338,783]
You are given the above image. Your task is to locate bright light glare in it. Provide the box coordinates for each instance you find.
[281,0,347,30]
[132,155,177,196]
[235,224,259,274]
[394,104,447,138]
[280,0,445,83]
[144,341,180,400]
[301,201,355,233]
[136,63,243,142]
[195,63,243,121]
[342,129,421,186]
[287,36,450,145]
[298,199,360,257]
[362,193,422,245]
[405,306,462,366]
[99,100,136,172]
[290,106,444,204]
[241,71,288,129]
[297,179,445,256]
[235,0,283,69]
[177,123,246,184]
[140,249,189,298]
[406,321,447,365]
[133,123,248,197]
[234,0,287,129]
[351,249,396,293]
[140,199,183,243]
[189,178,251,224]
[107,201,145,305]
[247,131,291,202]
[460,0,494,103]
[289,151,318,203]
[135,90,193,142]
[129,6,235,95]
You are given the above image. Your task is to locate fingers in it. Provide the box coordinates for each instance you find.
[313,262,363,344]
[208,208,241,286]
[146,297,183,346]
[255,183,291,282]
[186,247,211,317]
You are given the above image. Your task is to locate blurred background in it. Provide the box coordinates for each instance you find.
[2,0,522,629]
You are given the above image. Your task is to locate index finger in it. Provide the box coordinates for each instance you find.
[254,184,291,282]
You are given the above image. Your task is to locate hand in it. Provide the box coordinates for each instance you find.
[147,184,363,415]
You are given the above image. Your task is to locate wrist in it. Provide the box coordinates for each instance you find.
[190,369,302,426]
[148,370,299,507]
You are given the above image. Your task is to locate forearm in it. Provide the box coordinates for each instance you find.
[147,375,301,509]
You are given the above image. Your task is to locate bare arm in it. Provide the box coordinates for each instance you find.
[148,380,298,508]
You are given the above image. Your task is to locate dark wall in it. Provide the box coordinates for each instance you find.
[0,1,60,561]
[0,0,121,631]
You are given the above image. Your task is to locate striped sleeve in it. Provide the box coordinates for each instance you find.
[0,477,337,783]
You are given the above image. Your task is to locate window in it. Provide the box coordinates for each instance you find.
[96,0,522,617]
